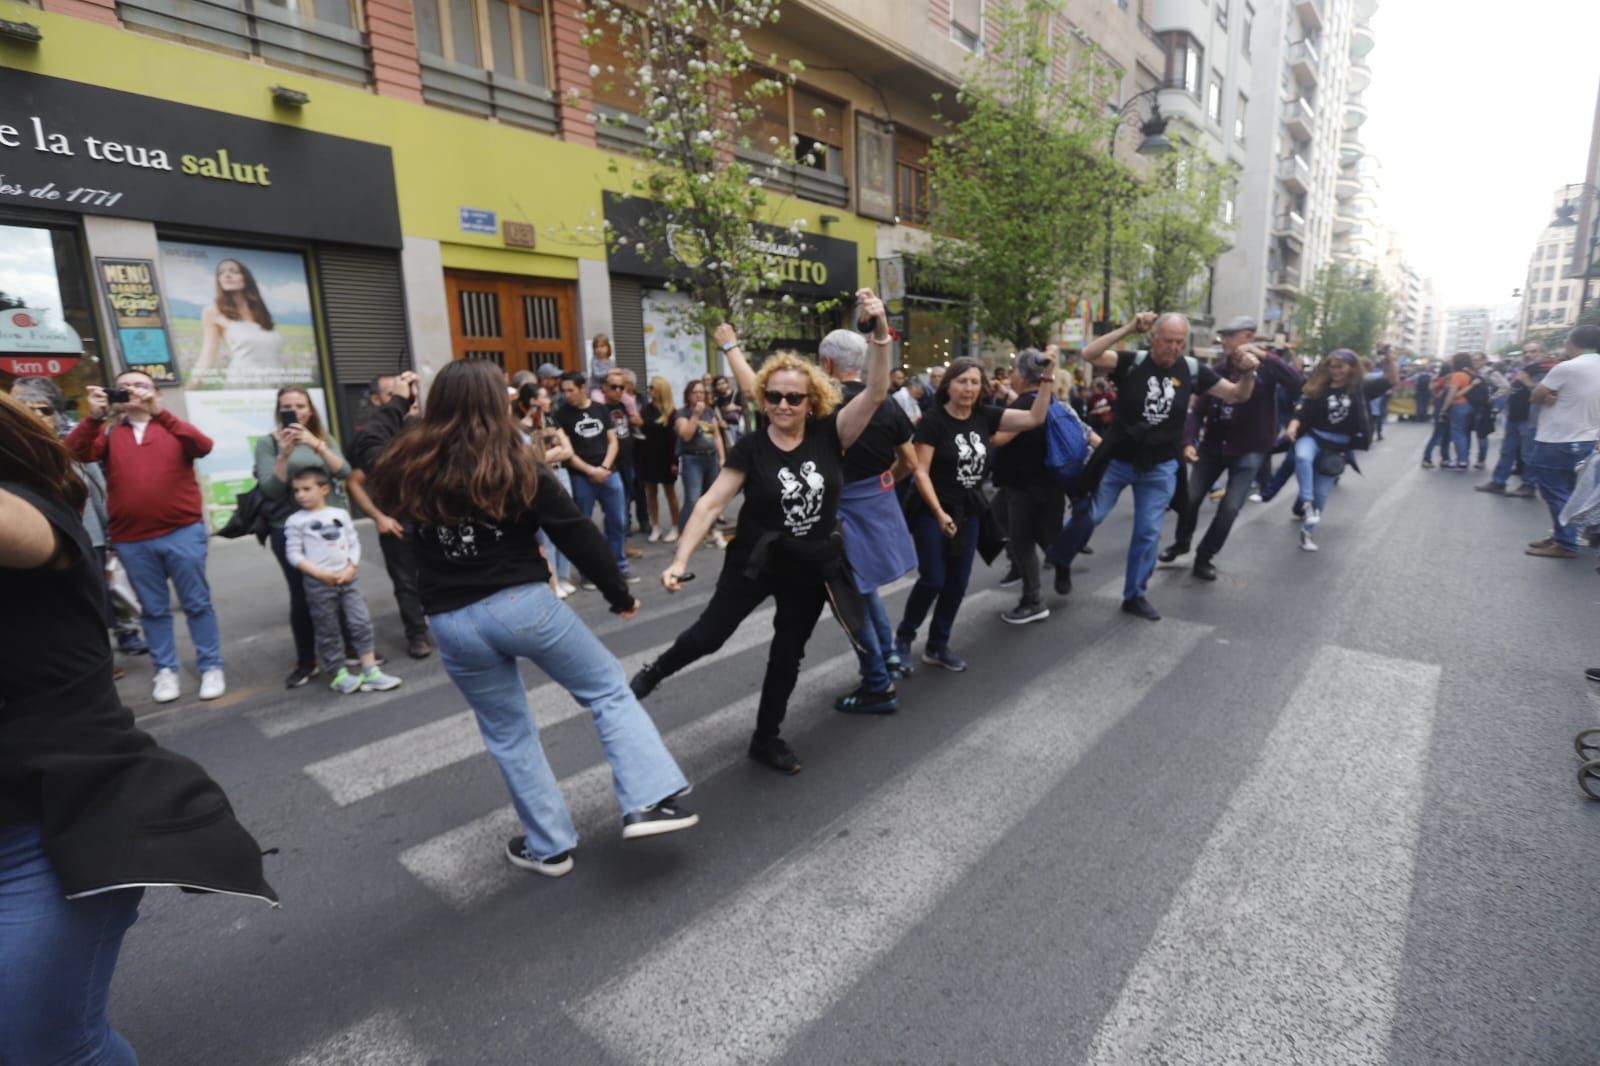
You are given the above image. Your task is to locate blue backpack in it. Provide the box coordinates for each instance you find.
[1043,399,1091,482]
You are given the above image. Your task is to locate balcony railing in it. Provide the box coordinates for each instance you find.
[1294,0,1324,32]
[1273,211,1306,247]
[733,148,849,208]
[419,54,559,135]
[1289,39,1320,85]
[1277,153,1311,193]
[1268,266,1303,293]
[1285,96,1316,142]
[118,0,370,84]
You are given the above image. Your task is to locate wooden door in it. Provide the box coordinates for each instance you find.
[444,270,578,379]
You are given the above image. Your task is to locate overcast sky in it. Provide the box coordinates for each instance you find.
[1363,1,1600,309]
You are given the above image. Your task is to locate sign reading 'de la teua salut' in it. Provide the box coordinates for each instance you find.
[0,69,401,248]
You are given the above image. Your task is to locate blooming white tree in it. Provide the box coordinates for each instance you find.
[585,0,823,341]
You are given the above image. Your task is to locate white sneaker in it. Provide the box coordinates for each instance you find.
[647,526,662,543]
[710,531,728,550]
[152,668,180,703]
[1299,529,1319,552]
[557,580,577,597]
[555,583,571,600]
[198,668,226,700]
[1248,492,1264,503]
[662,528,680,543]
[1303,506,1321,531]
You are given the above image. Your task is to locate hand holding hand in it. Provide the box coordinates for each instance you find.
[341,564,358,586]
[1234,349,1261,374]
[588,467,611,484]
[1182,445,1199,463]
[86,386,108,419]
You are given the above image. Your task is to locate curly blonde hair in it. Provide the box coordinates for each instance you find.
[754,351,841,419]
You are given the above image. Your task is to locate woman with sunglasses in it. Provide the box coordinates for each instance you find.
[896,352,1054,671]
[630,291,894,774]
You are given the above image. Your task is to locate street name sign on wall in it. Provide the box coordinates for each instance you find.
[0,69,401,248]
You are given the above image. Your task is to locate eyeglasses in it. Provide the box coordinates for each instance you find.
[763,390,808,407]
[603,382,623,391]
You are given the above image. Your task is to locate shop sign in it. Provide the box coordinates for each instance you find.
[96,257,176,383]
[0,304,83,357]
[0,69,401,248]
[855,115,895,224]
[459,208,497,234]
[0,354,80,377]
[603,193,857,299]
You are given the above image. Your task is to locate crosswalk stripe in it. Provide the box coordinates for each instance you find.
[564,611,1211,1066]
[302,576,917,804]
[283,1011,431,1066]
[397,585,1001,911]
[1084,644,1441,1065]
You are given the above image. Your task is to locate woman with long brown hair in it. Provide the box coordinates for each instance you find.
[370,359,697,878]
[194,257,282,384]
[253,386,353,688]
[0,389,276,1064]
[1284,348,1383,551]
[631,291,894,775]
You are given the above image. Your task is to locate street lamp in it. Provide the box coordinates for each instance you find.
[1099,86,1174,334]
[1552,182,1600,317]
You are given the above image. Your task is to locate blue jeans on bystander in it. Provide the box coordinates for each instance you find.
[569,470,630,576]
[678,453,720,532]
[1531,440,1597,552]
[1492,420,1536,489]
[1048,458,1177,602]
[1293,431,1352,513]
[114,520,223,674]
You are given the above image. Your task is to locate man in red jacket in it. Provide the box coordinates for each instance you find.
[67,371,225,704]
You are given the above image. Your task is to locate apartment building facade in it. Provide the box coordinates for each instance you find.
[1518,185,1590,338]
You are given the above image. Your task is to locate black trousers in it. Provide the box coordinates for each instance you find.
[654,548,827,739]
[1172,450,1265,563]
[378,531,429,641]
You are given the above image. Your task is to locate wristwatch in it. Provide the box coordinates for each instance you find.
[719,340,739,353]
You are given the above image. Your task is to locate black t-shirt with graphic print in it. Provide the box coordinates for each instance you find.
[1110,351,1221,464]
[839,380,914,483]
[1295,388,1369,436]
[604,401,636,470]
[554,401,612,470]
[725,414,843,541]
[915,403,1004,521]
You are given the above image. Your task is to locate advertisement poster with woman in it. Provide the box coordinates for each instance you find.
[158,239,331,529]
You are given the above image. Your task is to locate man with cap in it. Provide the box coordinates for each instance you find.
[1159,315,1301,580]
[537,363,566,411]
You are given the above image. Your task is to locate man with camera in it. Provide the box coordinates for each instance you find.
[66,371,225,703]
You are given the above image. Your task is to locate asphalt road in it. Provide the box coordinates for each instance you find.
[108,420,1600,1065]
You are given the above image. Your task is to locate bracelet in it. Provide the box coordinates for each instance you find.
[869,336,894,346]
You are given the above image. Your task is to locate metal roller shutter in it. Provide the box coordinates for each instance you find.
[315,245,411,440]
[609,275,646,382]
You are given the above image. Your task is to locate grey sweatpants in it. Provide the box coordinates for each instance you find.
[304,575,375,674]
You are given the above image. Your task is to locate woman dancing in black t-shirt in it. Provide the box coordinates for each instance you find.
[630,291,894,774]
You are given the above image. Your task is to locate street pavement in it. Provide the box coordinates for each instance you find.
[108,420,1600,1065]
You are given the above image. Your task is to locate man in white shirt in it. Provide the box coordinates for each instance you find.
[1526,324,1600,558]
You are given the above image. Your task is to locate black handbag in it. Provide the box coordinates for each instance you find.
[1314,447,1347,478]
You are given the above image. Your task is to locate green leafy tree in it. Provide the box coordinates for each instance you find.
[1112,143,1235,317]
[582,0,818,341]
[1295,264,1393,357]
[924,0,1130,349]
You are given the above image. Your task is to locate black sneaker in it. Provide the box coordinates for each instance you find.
[1053,565,1073,596]
[998,564,1022,588]
[921,647,968,672]
[1001,602,1050,625]
[504,837,574,877]
[834,686,899,715]
[116,630,149,655]
[622,797,700,839]
[284,663,318,689]
[748,734,802,774]
[1157,542,1190,564]
[407,635,435,659]
[1121,596,1161,621]
[1192,559,1218,581]
[1475,482,1506,494]
[1079,544,1094,556]
[631,660,664,699]
[1420,460,1435,469]
[1586,667,1600,684]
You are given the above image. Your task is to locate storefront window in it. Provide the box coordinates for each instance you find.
[0,222,105,424]
[901,301,961,375]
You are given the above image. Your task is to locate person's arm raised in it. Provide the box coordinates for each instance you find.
[1082,312,1156,370]
[836,289,894,450]
[712,322,759,400]
[997,349,1057,432]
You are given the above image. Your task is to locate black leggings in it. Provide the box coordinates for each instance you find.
[654,549,828,739]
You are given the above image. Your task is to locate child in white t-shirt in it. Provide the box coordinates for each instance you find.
[284,469,401,694]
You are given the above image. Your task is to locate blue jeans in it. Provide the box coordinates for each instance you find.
[0,822,144,1066]
[569,470,629,575]
[1448,404,1473,465]
[114,521,222,673]
[1293,431,1352,513]
[898,512,980,651]
[430,583,688,860]
[1049,458,1177,601]
[1531,440,1596,551]
[537,467,573,581]
[679,453,720,532]
[854,588,894,691]
[1492,421,1536,488]
[1423,418,1454,464]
